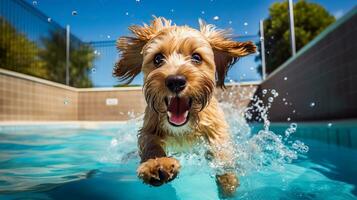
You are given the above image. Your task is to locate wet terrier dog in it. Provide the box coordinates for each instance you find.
[114,17,255,196]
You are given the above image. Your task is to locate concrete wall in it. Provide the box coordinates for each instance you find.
[251,8,357,122]
[78,89,146,121]
[0,68,258,121]
[0,69,145,121]
[0,70,79,121]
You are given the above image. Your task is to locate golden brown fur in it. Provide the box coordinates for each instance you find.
[114,17,256,196]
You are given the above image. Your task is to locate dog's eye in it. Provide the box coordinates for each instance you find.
[153,53,165,67]
[191,53,202,64]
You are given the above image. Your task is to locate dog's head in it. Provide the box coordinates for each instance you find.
[114,17,255,129]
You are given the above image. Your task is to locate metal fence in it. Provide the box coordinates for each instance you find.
[88,34,263,87]
[1,0,264,88]
[0,0,93,88]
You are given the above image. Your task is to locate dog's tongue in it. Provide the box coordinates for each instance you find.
[167,97,189,126]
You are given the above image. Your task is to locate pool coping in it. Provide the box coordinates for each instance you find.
[0,121,128,126]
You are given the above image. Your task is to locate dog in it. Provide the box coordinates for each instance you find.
[114,17,256,197]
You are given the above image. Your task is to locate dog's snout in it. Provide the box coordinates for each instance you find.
[165,75,187,93]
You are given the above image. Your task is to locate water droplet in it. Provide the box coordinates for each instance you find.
[262,89,267,94]
[32,1,37,6]
[94,50,98,54]
[292,140,309,153]
[244,22,248,26]
[125,12,129,16]
[284,77,288,80]
[213,16,219,21]
[327,123,332,127]
[282,98,286,101]
[228,20,232,24]
[271,36,274,40]
[91,68,96,73]
[72,10,78,16]
[284,102,288,105]
[271,89,276,95]
[292,110,296,113]
[107,35,111,39]
[268,97,274,102]
[310,102,316,107]
[250,67,254,70]
[110,138,118,147]
[287,117,291,121]
[201,11,205,14]
[136,0,140,2]
[170,9,174,12]
[244,31,248,35]
[47,18,52,22]
[290,123,297,129]
[63,98,69,105]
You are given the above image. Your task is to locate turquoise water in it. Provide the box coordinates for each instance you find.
[0,121,356,200]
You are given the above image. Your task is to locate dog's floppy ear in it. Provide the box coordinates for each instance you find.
[199,19,256,88]
[114,17,173,84]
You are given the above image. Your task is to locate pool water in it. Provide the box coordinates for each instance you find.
[0,120,356,200]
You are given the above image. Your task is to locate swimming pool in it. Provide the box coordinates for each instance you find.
[0,121,356,200]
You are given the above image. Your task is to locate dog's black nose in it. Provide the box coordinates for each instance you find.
[165,75,187,93]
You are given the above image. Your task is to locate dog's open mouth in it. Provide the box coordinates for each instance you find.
[165,96,192,126]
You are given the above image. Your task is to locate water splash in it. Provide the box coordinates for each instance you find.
[103,83,308,181]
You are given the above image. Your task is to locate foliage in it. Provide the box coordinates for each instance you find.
[0,17,94,88]
[39,31,94,87]
[0,17,47,78]
[256,0,335,75]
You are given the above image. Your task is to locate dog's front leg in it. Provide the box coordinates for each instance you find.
[209,140,239,197]
[137,133,180,186]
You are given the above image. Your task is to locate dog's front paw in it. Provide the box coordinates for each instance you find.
[216,173,239,197]
[137,157,180,186]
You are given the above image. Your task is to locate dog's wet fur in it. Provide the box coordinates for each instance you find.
[114,17,256,197]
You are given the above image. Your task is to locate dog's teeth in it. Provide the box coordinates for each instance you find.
[184,111,188,118]
[168,96,172,105]
[167,111,172,118]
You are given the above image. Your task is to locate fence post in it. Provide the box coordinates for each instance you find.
[288,0,296,56]
[66,25,70,85]
[259,20,266,80]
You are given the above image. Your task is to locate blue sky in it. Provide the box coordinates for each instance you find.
[30,0,356,87]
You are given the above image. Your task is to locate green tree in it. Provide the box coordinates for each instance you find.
[40,30,94,88]
[1,17,94,88]
[256,0,335,75]
[0,17,48,78]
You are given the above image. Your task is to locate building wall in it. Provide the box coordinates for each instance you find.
[0,68,258,121]
[251,9,357,122]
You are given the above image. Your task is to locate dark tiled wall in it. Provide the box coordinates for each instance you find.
[253,9,357,122]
